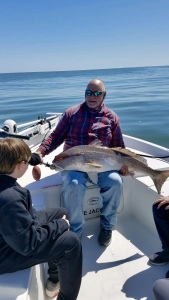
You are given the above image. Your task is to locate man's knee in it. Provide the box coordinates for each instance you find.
[62,170,87,182]
[63,174,87,195]
[106,172,123,189]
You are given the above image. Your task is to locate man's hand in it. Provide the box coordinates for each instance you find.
[35,150,44,159]
[62,215,70,228]
[154,196,169,210]
[119,165,135,176]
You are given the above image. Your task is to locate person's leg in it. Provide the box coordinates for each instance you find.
[153,278,169,300]
[98,171,122,229]
[47,231,82,300]
[97,171,122,246]
[36,207,68,293]
[153,203,169,251]
[6,230,82,300]
[56,232,82,300]
[36,207,69,225]
[149,203,169,265]
[36,207,68,223]
[37,208,83,299]
[61,170,88,237]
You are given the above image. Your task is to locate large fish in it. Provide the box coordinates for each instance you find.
[52,140,169,194]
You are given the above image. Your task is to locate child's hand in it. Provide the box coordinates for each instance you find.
[62,215,70,228]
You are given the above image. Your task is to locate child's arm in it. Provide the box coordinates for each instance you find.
[0,189,69,256]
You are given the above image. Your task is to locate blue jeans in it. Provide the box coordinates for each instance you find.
[61,170,123,237]
[153,203,169,251]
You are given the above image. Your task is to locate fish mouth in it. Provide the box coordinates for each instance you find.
[50,164,62,170]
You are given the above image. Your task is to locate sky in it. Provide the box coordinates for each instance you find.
[0,0,169,73]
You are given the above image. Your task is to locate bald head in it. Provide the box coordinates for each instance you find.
[86,79,106,92]
[85,78,106,110]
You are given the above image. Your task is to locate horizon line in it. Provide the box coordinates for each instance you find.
[0,64,169,75]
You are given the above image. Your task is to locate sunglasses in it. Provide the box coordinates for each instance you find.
[85,90,104,97]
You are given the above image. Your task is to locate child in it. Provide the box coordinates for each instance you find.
[0,138,82,299]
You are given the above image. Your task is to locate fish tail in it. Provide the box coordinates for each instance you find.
[152,170,169,194]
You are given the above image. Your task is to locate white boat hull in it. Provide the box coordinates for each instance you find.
[1,114,169,299]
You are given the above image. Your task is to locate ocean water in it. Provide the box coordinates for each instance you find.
[0,66,169,147]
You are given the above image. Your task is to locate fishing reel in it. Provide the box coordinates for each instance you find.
[2,119,18,134]
[0,119,30,140]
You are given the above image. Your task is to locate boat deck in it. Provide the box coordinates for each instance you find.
[43,212,168,300]
[17,146,169,300]
[76,216,167,300]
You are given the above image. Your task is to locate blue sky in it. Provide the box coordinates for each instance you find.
[0,0,169,73]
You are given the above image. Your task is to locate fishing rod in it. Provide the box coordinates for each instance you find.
[42,162,56,169]
[0,130,30,140]
[138,153,169,159]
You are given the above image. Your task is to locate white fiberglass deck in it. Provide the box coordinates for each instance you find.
[18,144,169,300]
[43,189,169,300]
[29,173,169,300]
[77,217,165,300]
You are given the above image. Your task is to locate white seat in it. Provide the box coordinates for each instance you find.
[0,196,45,300]
[0,268,32,300]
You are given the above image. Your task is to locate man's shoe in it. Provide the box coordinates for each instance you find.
[98,228,112,246]
[149,251,169,265]
[46,278,60,298]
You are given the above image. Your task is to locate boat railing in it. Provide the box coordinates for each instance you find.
[17,113,62,129]
[124,134,169,163]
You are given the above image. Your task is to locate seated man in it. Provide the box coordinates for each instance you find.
[0,137,82,300]
[36,78,129,246]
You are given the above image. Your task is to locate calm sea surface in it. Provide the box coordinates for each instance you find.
[0,66,169,147]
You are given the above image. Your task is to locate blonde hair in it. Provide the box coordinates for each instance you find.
[0,138,31,174]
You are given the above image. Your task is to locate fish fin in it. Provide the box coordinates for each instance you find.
[88,172,98,184]
[112,147,138,157]
[89,139,103,147]
[112,148,148,165]
[151,170,169,194]
[86,162,102,168]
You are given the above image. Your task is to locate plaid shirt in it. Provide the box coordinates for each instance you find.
[39,101,125,156]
